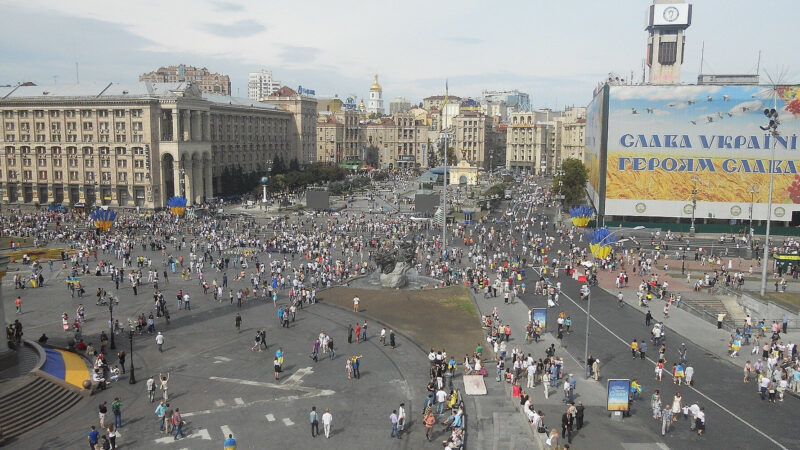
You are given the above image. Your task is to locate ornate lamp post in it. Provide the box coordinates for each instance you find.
[128,329,136,384]
[108,300,115,350]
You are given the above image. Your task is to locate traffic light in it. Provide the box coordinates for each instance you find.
[760,108,779,132]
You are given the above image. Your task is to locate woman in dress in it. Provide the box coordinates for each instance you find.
[274,356,281,380]
[62,313,70,332]
[346,358,353,380]
[651,390,662,420]
[671,392,682,423]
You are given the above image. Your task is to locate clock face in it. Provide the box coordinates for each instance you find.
[663,6,679,22]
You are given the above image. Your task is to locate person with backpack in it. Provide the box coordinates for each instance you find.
[111,397,122,428]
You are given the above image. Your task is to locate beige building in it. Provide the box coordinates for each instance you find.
[553,106,586,170]
[361,113,428,169]
[140,64,231,95]
[506,113,552,174]
[0,82,294,208]
[316,110,360,164]
[453,112,492,168]
[266,87,318,165]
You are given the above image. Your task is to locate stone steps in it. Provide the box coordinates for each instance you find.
[0,375,82,442]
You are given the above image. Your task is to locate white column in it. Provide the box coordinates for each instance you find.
[184,158,194,204]
[203,158,213,200]
[192,158,203,204]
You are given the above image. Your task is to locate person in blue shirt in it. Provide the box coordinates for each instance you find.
[87,426,99,448]
[223,433,237,450]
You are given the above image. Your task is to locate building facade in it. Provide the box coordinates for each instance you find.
[361,113,427,169]
[453,112,492,168]
[367,75,384,115]
[248,69,282,101]
[266,87,318,165]
[0,82,292,208]
[553,106,586,169]
[139,65,231,95]
[315,110,360,164]
[505,113,551,174]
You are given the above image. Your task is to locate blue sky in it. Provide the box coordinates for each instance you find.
[1,0,797,109]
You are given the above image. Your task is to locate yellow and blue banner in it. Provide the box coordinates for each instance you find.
[90,208,116,232]
[569,206,594,227]
[586,227,616,259]
[167,196,188,216]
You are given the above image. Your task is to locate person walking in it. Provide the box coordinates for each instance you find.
[88,426,100,449]
[397,402,406,438]
[310,406,320,437]
[172,408,185,440]
[274,356,282,380]
[322,408,333,438]
[390,409,399,439]
[117,350,126,374]
[14,296,21,314]
[235,313,242,333]
[98,401,108,429]
[223,433,237,450]
[155,331,165,352]
[147,375,156,402]
[155,401,166,432]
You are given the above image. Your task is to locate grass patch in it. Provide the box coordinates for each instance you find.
[439,286,477,317]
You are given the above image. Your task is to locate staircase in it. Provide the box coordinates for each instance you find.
[0,375,82,442]
[678,295,737,329]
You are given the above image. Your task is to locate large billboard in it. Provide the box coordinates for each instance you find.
[585,85,607,214]
[306,190,330,210]
[602,84,800,220]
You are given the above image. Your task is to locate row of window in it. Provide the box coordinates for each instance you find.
[2,109,143,119]
[4,170,147,182]
[3,146,147,155]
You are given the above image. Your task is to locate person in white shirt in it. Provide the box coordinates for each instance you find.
[435,389,447,414]
[527,363,537,388]
[397,403,406,436]
[155,332,165,352]
[322,408,333,438]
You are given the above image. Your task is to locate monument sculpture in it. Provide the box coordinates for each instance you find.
[375,240,416,288]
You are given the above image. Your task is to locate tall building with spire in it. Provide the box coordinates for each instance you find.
[367,75,384,115]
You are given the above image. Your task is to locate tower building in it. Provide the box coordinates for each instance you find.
[367,75,384,115]
[646,0,692,84]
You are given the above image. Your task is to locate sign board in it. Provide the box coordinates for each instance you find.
[532,308,547,330]
[297,85,316,96]
[306,190,330,211]
[587,84,800,220]
[607,379,631,411]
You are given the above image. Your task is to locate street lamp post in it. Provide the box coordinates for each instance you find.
[179,166,186,198]
[108,300,115,350]
[681,241,689,275]
[747,184,759,247]
[583,286,592,379]
[128,330,136,384]
[760,102,780,297]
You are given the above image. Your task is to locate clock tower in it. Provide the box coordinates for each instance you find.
[646,0,692,85]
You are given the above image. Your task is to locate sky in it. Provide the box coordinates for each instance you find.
[1,0,797,109]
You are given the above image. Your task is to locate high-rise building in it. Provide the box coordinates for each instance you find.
[248,69,282,101]
[646,0,692,84]
[139,65,231,95]
[367,75,384,115]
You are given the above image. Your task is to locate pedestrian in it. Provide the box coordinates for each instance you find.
[274,356,281,380]
[15,296,21,314]
[111,397,122,429]
[155,331,165,352]
[389,329,396,349]
[390,409,399,439]
[424,406,436,441]
[235,313,242,333]
[98,401,108,429]
[147,375,156,402]
[353,295,359,312]
[646,310,653,326]
[661,404,672,435]
[310,406,320,437]
[159,372,170,401]
[592,358,600,381]
[640,340,647,360]
[347,323,353,344]
[322,408,333,438]
[717,312,726,329]
[88,426,100,450]
[397,402,406,437]
[107,424,119,450]
[575,401,585,430]
[223,433,237,450]
[155,401,166,432]
[172,408,185,440]
[561,409,571,444]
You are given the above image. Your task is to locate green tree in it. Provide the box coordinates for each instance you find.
[289,158,300,172]
[271,155,286,175]
[554,158,588,207]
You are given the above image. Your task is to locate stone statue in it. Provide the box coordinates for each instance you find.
[378,240,417,288]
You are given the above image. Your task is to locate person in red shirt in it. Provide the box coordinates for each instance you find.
[15,297,22,314]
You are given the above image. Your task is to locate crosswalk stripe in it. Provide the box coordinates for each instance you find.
[220,425,233,438]
[282,418,294,426]
[214,399,225,407]
[234,397,244,405]
[265,414,275,422]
